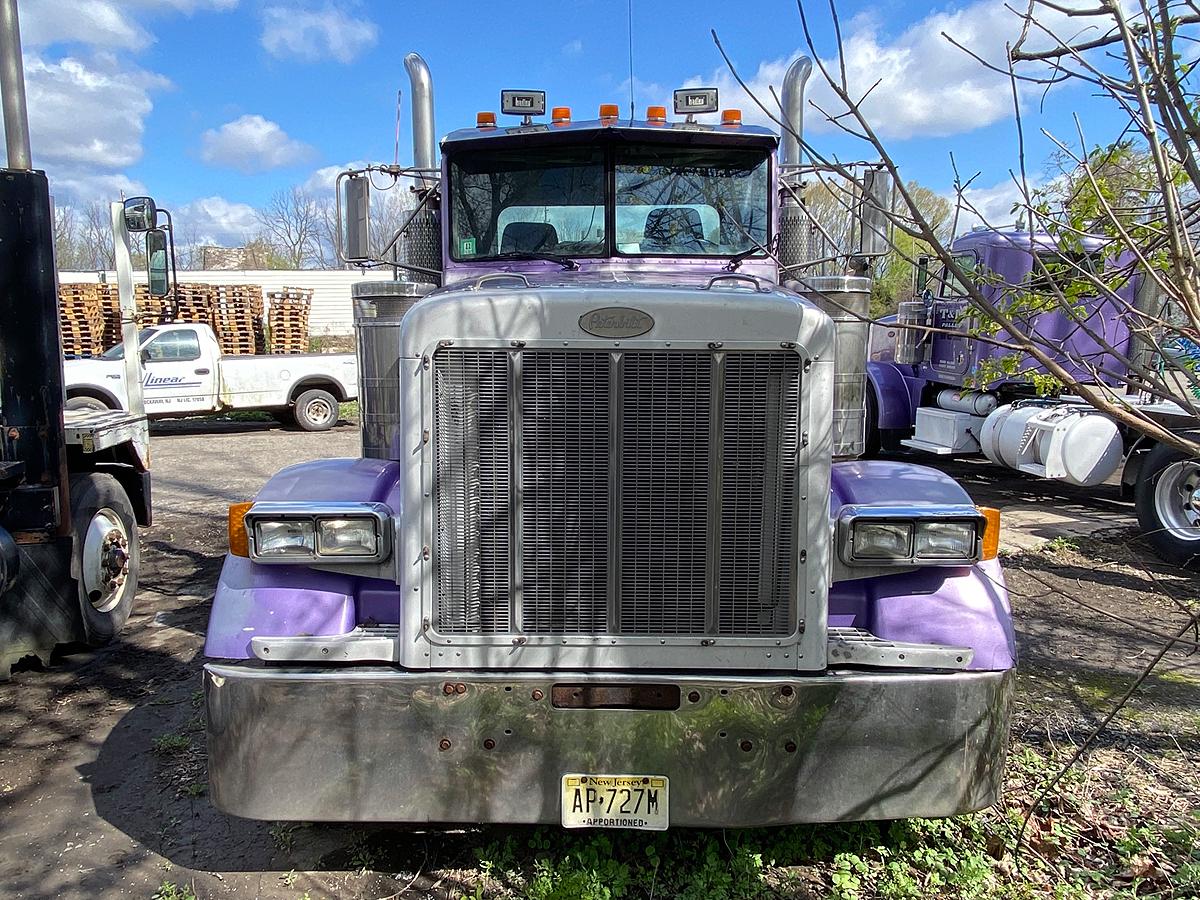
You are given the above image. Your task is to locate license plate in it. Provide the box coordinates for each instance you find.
[561,774,669,830]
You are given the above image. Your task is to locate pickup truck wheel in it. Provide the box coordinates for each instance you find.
[1135,439,1200,568]
[69,473,139,645]
[66,396,111,412]
[293,388,339,432]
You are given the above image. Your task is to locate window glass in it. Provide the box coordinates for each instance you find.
[144,329,200,362]
[100,328,157,360]
[449,146,606,259]
[614,146,768,256]
[939,253,978,298]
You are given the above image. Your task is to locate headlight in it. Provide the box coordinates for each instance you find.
[317,518,380,557]
[839,505,986,567]
[244,502,391,564]
[851,521,912,559]
[255,520,316,557]
[914,521,976,560]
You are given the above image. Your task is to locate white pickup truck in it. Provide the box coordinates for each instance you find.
[64,323,358,431]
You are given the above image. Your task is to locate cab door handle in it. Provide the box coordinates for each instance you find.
[195,368,210,375]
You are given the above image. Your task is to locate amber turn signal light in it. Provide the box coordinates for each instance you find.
[977,506,1001,561]
[228,501,253,557]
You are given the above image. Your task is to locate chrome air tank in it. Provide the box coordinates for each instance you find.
[789,275,871,459]
[352,280,432,459]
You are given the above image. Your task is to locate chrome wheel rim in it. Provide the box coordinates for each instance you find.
[1153,460,1200,542]
[304,396,335,426]
[82,508,130,612]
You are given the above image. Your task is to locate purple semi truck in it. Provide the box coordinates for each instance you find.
[201,55,1016,829]
[866,228,1200,565]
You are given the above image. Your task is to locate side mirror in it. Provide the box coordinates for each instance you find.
[140,347,151,364]
[342,175,371,262]
[124,197,157,233]
[146,229,170,297]
[915,255,930,295]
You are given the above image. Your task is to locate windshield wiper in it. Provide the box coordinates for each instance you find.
[724,237,775,272]
[487,251,579,270]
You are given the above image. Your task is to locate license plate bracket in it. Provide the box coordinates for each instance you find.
[561,774,669,830]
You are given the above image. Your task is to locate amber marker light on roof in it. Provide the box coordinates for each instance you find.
[476,111,497,128]
[646,105,667,124]
[721,108,743,126]
[228,501,253,557]
[599,103,619,119]
[552,106,571,125]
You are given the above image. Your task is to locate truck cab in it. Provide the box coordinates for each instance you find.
[202,55,1016,829]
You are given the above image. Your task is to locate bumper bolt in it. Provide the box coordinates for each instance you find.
[531,689,544,701]
[454,683,467,695]
[438,738,452,752]
[687,690,700,703]
[739,740,753,752]
[483,738,496,750]
[443,682,455,695]
[785,741,797,753]
[780,685,794,698]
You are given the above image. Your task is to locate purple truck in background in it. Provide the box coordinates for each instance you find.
[866,227,1200,566]
[201,54,1016,830]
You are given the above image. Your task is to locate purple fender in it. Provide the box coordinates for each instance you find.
[828,460,1017,671]
[203,458,402,659]
[867,360,920,431]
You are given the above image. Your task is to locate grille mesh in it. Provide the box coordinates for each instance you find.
[433,348,800,638]
[521,351,611,633]
[718,354,800,634]
[619,353,712,634]
[433,351,510,633]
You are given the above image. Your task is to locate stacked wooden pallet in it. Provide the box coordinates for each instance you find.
[133,283,169,328]
[211,285,261,356]
[173,283,215,329]
[96,283,123,351]
[267,287,312,354]
[59,284,104,357]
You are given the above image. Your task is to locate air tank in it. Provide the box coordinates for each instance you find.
[352,280,432,459]
[790,275,871,459]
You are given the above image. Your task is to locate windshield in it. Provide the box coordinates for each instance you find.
[448,141,770,262]
[450,146,606,260]
[99,328,158,360]
[614,146,768,256]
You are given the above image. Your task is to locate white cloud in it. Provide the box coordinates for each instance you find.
[952,177,1042,233]
[176,195,259,245]
[26,53,168,202]
[562,39,583,56]
[23,0,238,49]
[260,5,379,64]
[689,1,1084,140]
[200,114,315,173]
[302,161,367,195]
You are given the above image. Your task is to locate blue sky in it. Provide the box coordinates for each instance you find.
[23,0,1125,245]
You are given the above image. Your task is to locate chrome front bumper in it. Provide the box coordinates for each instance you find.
[204,664,1013,826]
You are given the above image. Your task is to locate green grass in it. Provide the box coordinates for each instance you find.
[150,733,191,755]
[151,882,197,900]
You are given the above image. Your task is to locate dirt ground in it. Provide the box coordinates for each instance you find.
[0,421,1196,899]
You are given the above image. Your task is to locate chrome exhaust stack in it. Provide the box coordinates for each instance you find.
[404,52,436,174]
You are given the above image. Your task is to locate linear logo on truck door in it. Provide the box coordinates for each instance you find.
[144,373,202,388]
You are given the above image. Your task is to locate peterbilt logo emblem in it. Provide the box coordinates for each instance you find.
[579,307,655,338]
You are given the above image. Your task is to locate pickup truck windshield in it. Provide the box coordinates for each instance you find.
[99,328,158,360]
[449,142,770,262]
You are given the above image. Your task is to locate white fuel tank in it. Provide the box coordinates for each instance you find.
[936,389,998,416]
[980,403,1124,487]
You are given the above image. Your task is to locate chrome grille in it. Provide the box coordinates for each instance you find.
[433,348,800,638]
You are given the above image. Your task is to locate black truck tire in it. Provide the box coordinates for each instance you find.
[292,388,339,432]
[1134,439,1200,568]
[69,473,139,645]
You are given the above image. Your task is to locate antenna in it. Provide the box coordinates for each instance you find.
[627,0,635,118]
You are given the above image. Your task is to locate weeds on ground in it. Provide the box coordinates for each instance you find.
[151,882,197,900]
[150,732,191,755]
